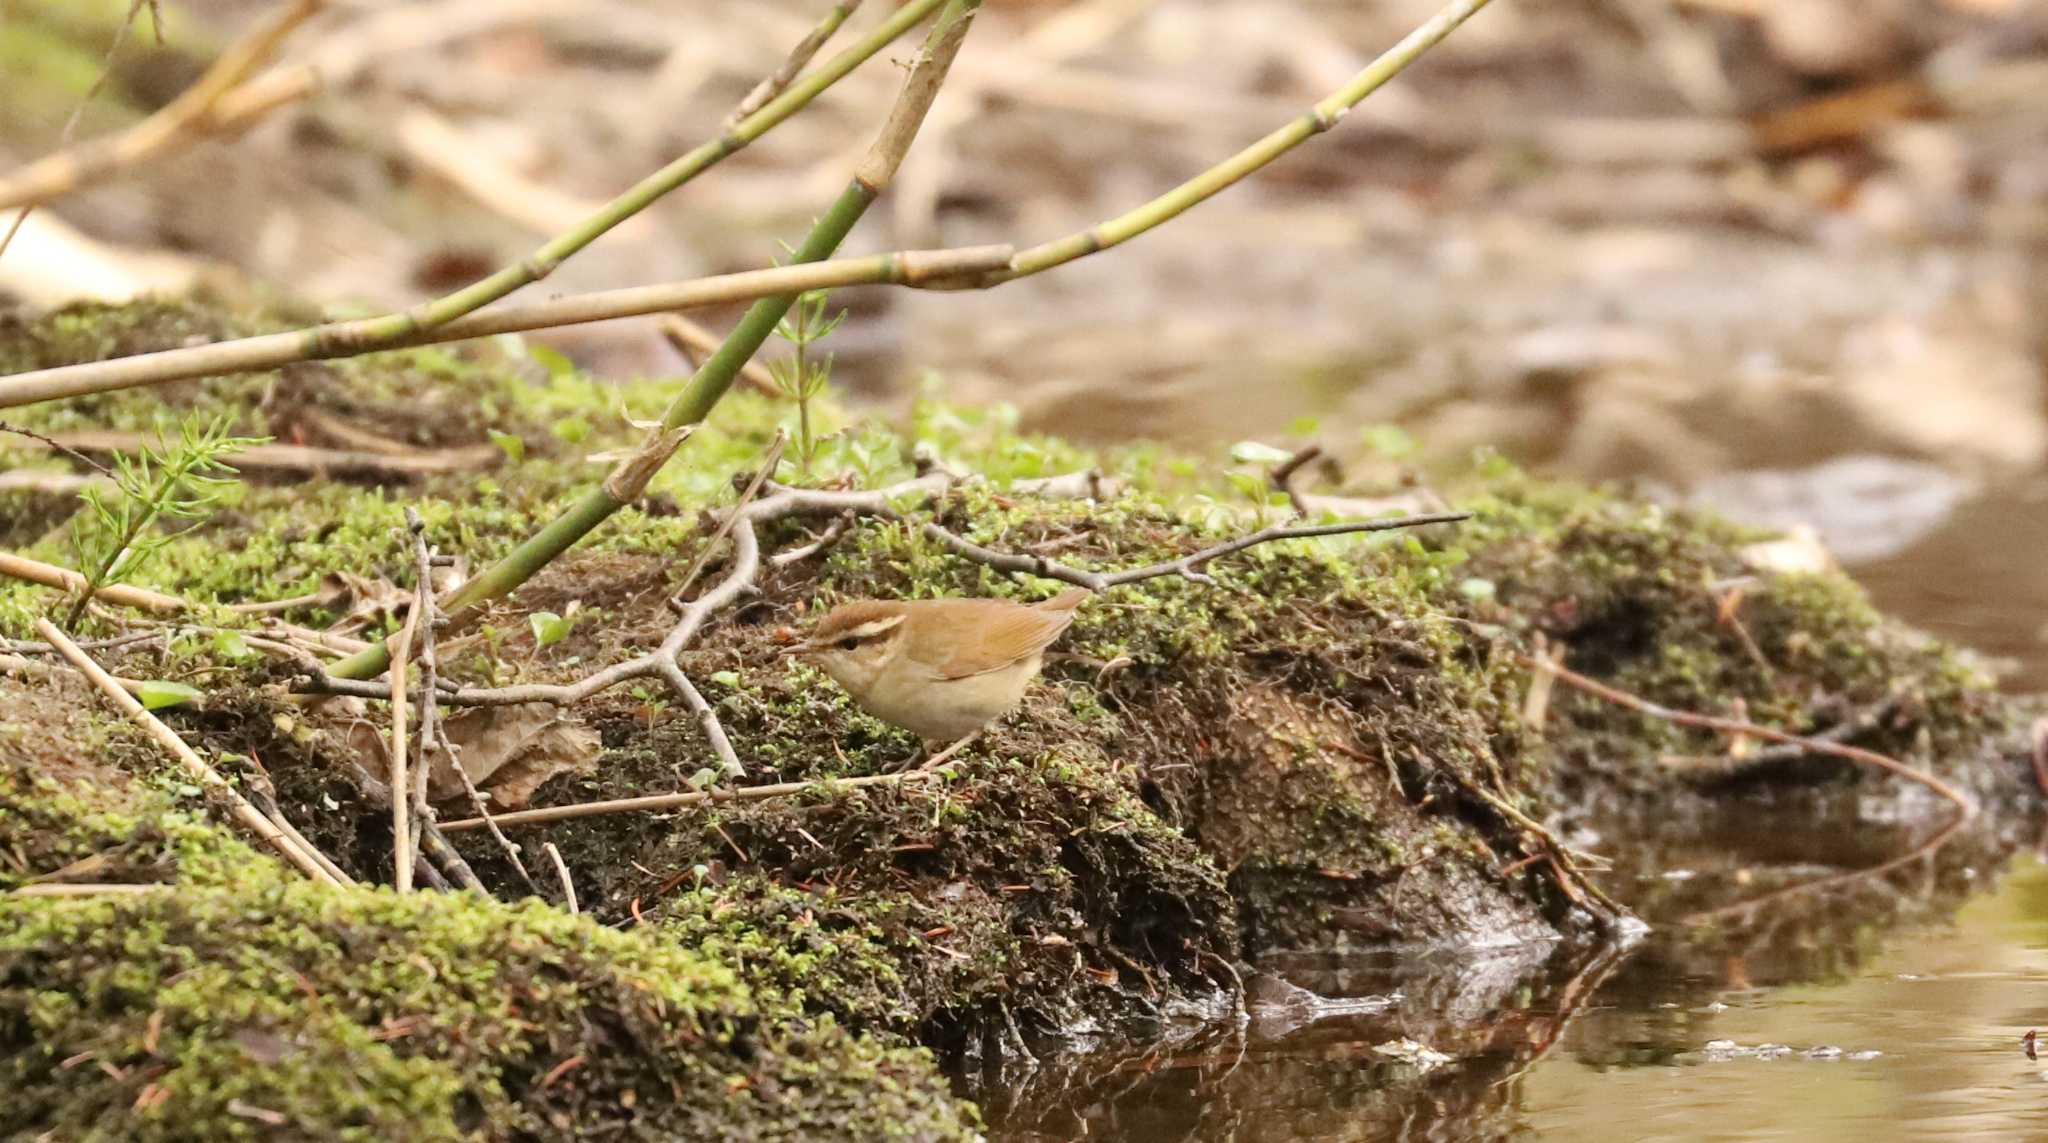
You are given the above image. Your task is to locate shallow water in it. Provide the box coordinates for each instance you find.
[985,804,2048,1141]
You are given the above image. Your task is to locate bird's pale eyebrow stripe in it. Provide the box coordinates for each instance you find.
[843,615,906,641]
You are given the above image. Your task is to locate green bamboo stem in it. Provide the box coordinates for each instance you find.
[327,0,945,346]
[0,0,943,405]
[723,0,865,131]
[1003,0,1496,279]
[0,0,1492,410]
[327,0,982,682]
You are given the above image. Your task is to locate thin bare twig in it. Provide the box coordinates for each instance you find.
[441,766,953,832]
[918,512,1473,590]
[725,1,866,131]
[769,510,858,568]
[1522,653,1975,814]
[0,421,114,477]
[542,841,578,914]
[388,599,418,892]
[33,618,345,884]
[404,509,441,883]
[669,430,786,608]
[0,245,1015,409]
[411,508,532,893]
[8,882,169,898]
[1680,808,1968,925]
[242,763,354,885]
[11,431,499,476]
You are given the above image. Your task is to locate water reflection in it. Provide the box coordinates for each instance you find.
[986,804,2048,1141]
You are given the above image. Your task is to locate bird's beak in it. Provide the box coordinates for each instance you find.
[779,639,815,658]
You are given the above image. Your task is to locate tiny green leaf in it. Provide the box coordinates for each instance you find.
[138,680,202,710]
[1458,577,1497,601]
[529,611,573,647]
[1361,424,1416,459]
[1230,440,1294,465]
[212,630,254,662]
[709,670,741,688]
[487,429,526,462]
[526,342,578,378]
[551,415,592,445]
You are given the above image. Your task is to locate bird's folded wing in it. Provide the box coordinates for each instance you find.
[916,600,1081,680]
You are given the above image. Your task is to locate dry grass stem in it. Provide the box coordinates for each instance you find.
[32,617,346,884]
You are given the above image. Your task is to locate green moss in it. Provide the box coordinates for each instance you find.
[1450,469,2003,796]
[0,752,974,1141]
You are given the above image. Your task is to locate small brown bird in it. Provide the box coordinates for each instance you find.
[786,588,1090,744]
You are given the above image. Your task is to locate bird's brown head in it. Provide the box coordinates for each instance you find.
[785,600,909,689]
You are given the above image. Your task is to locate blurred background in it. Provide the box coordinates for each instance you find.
[3,0,2046,682]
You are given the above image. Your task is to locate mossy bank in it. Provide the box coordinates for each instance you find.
[0,298,2027,1138]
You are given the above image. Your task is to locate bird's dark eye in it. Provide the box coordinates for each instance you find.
[838,637,859,651]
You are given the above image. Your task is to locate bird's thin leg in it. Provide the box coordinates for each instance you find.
[919,731,980,772]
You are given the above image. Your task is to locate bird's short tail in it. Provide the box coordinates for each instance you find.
[1040,587,1092,613]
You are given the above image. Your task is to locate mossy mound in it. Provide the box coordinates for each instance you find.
[2,295,2024,1133]
[1447,476,2007,805]
[0,747,975,1141]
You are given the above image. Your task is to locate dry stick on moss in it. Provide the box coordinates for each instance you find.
[403,510,439,883]
[1520,653,1976,814]
[13,430,500,476]
[0,0,325,213]
[331,751,476,893]
[441,767,952,832]
[387,602,418,892]
[0,0,951,408]
[0,552,184,615]
[542,841,578,914]
[918,511,1474,590]
[32,618,347,885]
[240,765,354,886]
[8,882,171,898]
[410,508,535,892]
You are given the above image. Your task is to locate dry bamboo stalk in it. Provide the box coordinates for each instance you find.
[0,552,185,614]
[0,0,327,210]
[8,882,169,898]
[388,613,418,891]
[33,618,347,885]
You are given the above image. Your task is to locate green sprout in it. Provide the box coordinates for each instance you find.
[769,288,846,475]
[66,414,264,629]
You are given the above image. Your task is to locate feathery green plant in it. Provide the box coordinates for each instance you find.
[769,287,845,475]
[65,414,263,628]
